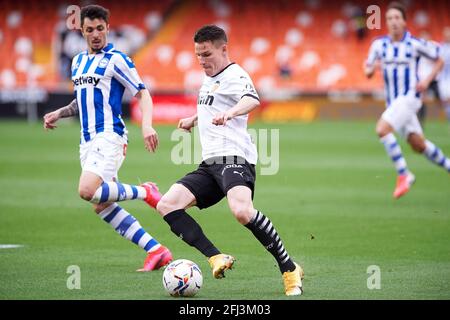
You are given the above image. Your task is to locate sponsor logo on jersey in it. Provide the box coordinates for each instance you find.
[72,75,100,87]
[197,94,214,106]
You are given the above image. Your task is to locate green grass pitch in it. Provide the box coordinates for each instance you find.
[0,120,449,299]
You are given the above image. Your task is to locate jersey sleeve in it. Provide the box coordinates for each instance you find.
[226,74,260,102]
[415,39,440,61]
[366,39,381,67]
[71,53,84,78]
[111,53,146,96]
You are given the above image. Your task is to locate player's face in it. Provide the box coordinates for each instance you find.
[195,41,227,76]
[82,18,109,53]
[386,9,406,38]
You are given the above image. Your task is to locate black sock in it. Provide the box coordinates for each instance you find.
[163,209,220,258]
[245,210,296,273]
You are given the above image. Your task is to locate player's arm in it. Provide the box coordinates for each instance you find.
[416,40,444,92]
[111,53,158,152]
[416,57,444,92]
[178,113,198,133]
[364,62,377,79]
[364,40,380,79]
[135,89,158,152]
[43,99,78,130]
[212,95,260,126]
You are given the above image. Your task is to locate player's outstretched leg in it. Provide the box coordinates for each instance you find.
[227,186,303,296]
[379,132,415,198]
[156,184,233,279]
[244,210,304,296]
[161,209,234,278]
[88,181,162,209]
[423,140,450,173]
[97,203,172,271]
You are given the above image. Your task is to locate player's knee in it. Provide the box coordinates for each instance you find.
[375,119,393,138]
[230,205,253,225]
[156,196,175,216]
[408,135,426,153]
[410,140,426,153]
[78,186,95,202]
[375,124,388,138]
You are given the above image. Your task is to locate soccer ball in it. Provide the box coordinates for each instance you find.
[162,259,203,297]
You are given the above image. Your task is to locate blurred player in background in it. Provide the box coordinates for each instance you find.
[438,26,450,122]
[43,5,171,271]
[155,25,304,296]
[417,30,441,126]
[365,2,450,199]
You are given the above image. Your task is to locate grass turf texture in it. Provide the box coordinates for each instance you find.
[0,120,449,300]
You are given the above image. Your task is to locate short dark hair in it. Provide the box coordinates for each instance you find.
[387,1,407,21]
[81,5,110,27]
[194,25,227,44]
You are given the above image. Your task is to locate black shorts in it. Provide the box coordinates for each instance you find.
[177,156,256,209]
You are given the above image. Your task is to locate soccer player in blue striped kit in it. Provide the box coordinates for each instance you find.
[43,5,171,271]
[365,2,450,199]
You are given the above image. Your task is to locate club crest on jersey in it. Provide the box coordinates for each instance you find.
[98,57,110,68]
[210,81,220,93]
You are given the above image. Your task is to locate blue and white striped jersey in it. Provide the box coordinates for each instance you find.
[366,31,440,107]
[438,43,450,82]
[71,43,145,143]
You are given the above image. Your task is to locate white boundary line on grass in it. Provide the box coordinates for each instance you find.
[0,244,24,249]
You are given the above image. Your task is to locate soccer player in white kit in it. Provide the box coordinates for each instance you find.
[438,26,450,122]
[364,2,450,199]
[43,5,172,271]
[155,25,304,296]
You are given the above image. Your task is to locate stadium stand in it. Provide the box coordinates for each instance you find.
[1,0,449,93]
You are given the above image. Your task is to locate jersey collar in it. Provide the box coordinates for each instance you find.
[388,31,410,43]
[101,43,114,53]
[210,62,235,78]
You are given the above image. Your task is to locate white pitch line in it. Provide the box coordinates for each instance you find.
[0,244,25,249]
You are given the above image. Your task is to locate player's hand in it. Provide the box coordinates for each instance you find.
[364,64,375,79]
[43,110,60,130]
[212,111,232,126]
[364,60,379,79]
[416,80,429,93]
[142,126,158,152]
[178,117,196,132]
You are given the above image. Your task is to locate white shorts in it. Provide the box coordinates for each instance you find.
[438,79,450,101]
[79,132,127,182]
[381,94,423,139]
